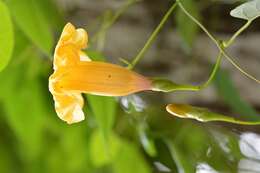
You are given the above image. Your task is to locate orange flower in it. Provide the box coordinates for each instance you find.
[49,23,152,124]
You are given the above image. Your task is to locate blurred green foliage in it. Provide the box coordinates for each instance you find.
[215,69,259,121]
[0,0,259,173]
[6,0,53,55]
[0,0,13,71]
[176,0,199,52]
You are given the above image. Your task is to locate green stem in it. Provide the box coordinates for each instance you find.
[224,20,252,47]
[198,52,223,89]
[129,2,177,69]
[221,50,260,83]
[151,53,223,92]
[177,0,260,84]
[172,85,200,91]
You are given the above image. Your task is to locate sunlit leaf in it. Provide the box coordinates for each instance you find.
[6,0,53,54]
[230,0,260,21]
[214,69,260,121]
[176,0,200,51]
[0,50,47,159]
[90,130,121,166]
[166,104,260,125]
[0,1,13,71]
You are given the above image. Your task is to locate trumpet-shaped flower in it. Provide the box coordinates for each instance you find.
[49,23,152,124]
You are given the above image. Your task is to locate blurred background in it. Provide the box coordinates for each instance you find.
[0,0,260,172]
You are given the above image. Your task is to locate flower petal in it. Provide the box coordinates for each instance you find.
[53,91,85,124]
[53,23,89,70]
[49,23,89,124]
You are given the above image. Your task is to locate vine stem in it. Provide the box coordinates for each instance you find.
[199,52,223,89]
[224,20,252,47]
[129,2,177,69]
[222,51,260,83]
[176,0,219,47]
[177,0,260,84]
[152,52,223,92]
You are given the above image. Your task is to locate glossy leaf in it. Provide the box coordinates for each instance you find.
[121,96,157,157]
[162,122,241,172]
[138,122,157,157]
[230,0,260,21]
[6,0,53,54]
[0,1,13,71]
[164,131,206,173]
[166,104,260,125]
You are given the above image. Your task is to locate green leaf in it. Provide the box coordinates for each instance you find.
[0,142,16,172]
[113,141,151,173]
[164,124,241,172]
[121,96,157,157]
[214,69,260,120]
[87,95,117,139]
[90,131,151,173]
[0,49,47,160]
[86,50,106,61]
[176,0,200,50]
[6,0,53,54]
[138,122,157,157]
[165,137,199,173]
[37,0,64,30]
[0,1,13,71]
[166,104,260,125]
[230,0,260,21]
[90,130,121,166]
[58,125,91,172]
